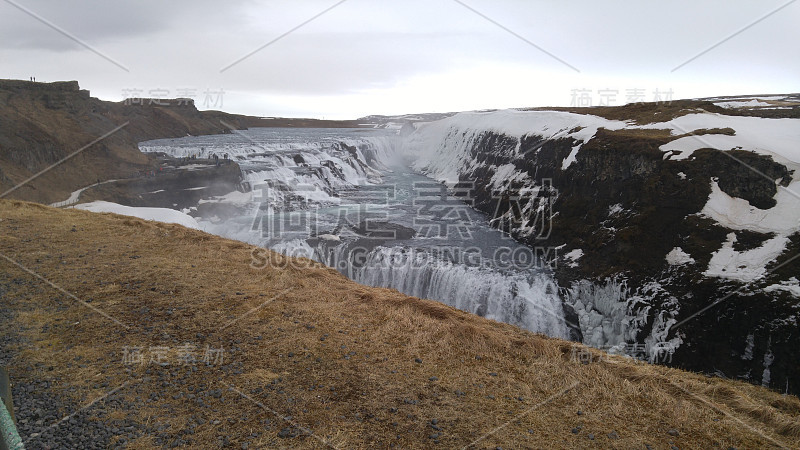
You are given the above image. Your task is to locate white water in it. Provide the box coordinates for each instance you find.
[267,239,569,338]
[142,129,400,208]
[140,128,572,339]
[401,111,701,357]
[350,247,567,336]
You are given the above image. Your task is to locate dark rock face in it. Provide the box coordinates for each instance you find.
[81,160,243,210]
[710,150,791,209]
[422,125,799,395]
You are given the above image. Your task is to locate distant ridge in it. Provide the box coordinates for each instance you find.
[0,79,367,204]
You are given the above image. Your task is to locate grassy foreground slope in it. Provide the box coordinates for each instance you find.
[1,200,798,449]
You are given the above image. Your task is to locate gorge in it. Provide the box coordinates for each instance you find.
[127,99,800,395]
[3,80,798,396]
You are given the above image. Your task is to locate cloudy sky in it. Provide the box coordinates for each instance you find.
[1,0,797,119]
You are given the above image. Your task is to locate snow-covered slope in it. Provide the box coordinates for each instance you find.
[643,113,800,166]
[404,110,628,180]
[76,201,202,229]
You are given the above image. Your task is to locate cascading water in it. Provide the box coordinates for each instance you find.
[269,237,569,337]
[140,127,571,339]
[349,247,567,337]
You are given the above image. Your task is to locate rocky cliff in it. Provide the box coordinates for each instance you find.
[404,97,800,394]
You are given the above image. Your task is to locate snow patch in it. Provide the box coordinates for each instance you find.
[646,113,800,166]
[665,247,695,266]
[742,334,755,360]
[762,344,774,387]
[704,233,789,282]
[490,163,530,190]
[764,277,800,297]
[700,180,800,235]
[564,249,583,268]
[702,95,789,102]
[713,100,772,109]
[75,201,202,230]
[561,143,583,169]
[607,203,625,216]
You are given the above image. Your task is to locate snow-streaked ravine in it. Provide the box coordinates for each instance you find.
[396,108,800,367]
[404,109,800,285]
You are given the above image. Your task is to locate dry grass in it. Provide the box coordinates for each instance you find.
[599,127,736,142]
[521,100,716,125]
[1,199,798,448]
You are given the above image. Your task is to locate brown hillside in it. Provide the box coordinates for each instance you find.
[1,200,798,448]
[523,98,800,124]
[0,80,364,205]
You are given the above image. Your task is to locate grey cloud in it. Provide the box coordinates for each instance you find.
[0,0,249,51]
[0,0,796,118]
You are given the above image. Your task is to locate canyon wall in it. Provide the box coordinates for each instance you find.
[403,102,800,393]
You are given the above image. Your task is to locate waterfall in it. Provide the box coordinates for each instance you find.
[277,242,570,339]
[141,129,402,210]
[144,127,573,343]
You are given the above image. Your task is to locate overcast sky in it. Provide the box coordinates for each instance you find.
[1,0,797,119]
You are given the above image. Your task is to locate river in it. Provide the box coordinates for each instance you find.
[139,128,570,339]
